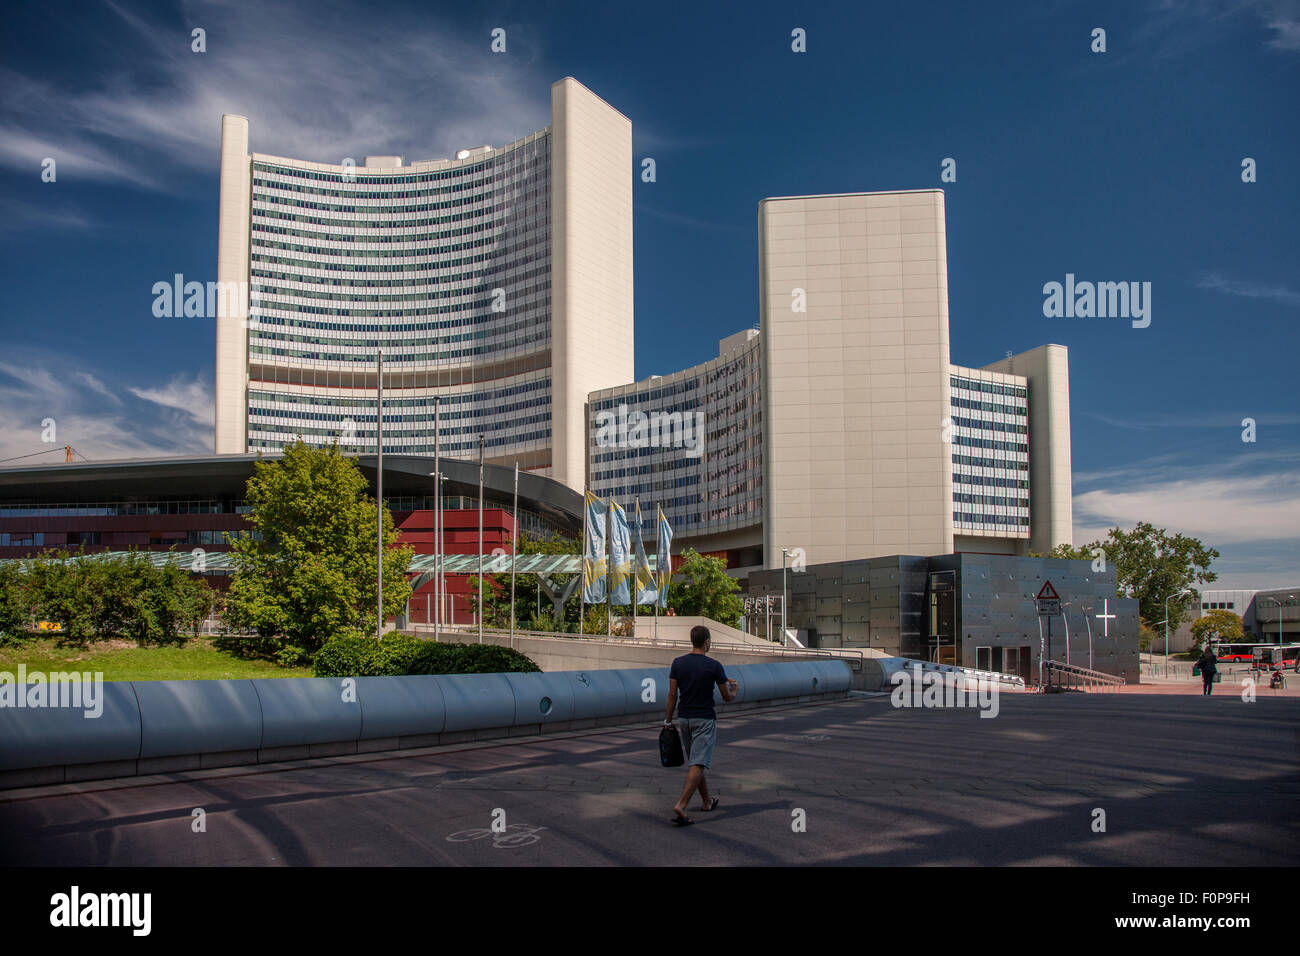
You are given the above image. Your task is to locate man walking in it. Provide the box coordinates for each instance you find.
[665,625,738,826]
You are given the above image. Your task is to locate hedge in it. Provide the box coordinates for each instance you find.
[312,634,540,678]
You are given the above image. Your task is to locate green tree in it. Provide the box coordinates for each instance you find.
[1035,524,1218,631]
[665,548,743,627]
[0,561,31,643]
[1190,609,1246,655]
[224,442,413,664]
[26,550,102,645]
[1092,523,1218,630]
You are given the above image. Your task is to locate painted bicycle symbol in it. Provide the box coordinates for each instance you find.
[446,824,548,848]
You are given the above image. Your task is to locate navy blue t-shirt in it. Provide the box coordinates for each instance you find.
[670,653,728,719]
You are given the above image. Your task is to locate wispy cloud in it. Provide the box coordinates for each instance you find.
[0,198,94,232]
[1071,446,1300,562]
[0,0,550,194]
[641,206,745,233]
[0,350,212,462]
[1150,0,1300,54]
[1196,273,1300,308]
[129,377,216,430]
[1085,411,1300,431]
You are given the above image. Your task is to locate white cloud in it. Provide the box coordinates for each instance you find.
[0,1,550,195]
[129,377,216,430]
[1196,274,1300,309]
[1073,472,1300,546]
[0,351,212,463]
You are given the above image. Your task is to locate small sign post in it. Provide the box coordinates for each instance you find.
[1036,580,1061,617]
[1037,581,1061,679]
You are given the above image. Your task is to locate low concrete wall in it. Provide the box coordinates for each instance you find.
[0,660,852,790]
[631,615,771,647]
[423,628,871,681]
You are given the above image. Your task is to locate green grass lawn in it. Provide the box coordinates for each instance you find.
[0,637,312,681]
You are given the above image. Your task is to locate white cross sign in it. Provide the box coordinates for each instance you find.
[1096,599,1117,637]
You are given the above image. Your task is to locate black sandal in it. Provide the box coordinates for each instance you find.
[701,797,719,812]
[672,813,694,827]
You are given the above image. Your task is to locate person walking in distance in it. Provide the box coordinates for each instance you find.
[665,625,738,826]
[1197,645,1218,696]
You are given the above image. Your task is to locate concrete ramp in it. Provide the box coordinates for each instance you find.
[861,657,1027,693]
[631,615,773,649]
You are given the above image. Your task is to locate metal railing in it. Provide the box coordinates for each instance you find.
[893,658,1026,690]
[1042,660,1125,693]
[409,624,867,672]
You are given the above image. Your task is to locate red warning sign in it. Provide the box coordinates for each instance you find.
[1036,580,1060,601]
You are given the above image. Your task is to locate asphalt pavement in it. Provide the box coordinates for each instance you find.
[1,691,1296,866]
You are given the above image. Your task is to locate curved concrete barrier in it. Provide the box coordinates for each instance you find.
[0,682,141,771]
[565,669,629,720]
[505,672,576,726]
[253,678,363,749]
[436,673,517,733]
[0,660,852,788]
[135,679,262,758]
[355,675,446,739]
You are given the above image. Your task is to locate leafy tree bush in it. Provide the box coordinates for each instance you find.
[312,635,539,677]
[224,441,413,663]
[1190,609,1246,655]
[20,550,213,647]
[664,548,743,626]
[0,562,31,645]
[1039,524,1218,630]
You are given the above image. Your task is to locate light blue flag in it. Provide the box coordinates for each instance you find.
[633,500,657,606]
[582,492,607,604]
[609,498,633,606]
[656,505,673,609]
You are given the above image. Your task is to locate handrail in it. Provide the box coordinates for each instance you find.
[410,624,867,670]
[893,657,1026,689]
[1042,659,1124,693]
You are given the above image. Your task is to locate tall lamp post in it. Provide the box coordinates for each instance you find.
[1270,594,1294,645]
[1080,603,1094,671]
[477,434,484,645]
[1060,602,1072,669]
[1164,588,1192,677]
[780,547,790,647]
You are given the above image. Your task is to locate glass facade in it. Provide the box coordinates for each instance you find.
[243,132,554,461]
[588,334,762,535]
[949,373,1030,533]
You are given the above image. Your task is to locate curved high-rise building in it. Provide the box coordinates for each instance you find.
[214,77,633,491]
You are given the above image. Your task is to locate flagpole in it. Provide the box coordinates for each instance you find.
[606,497,612,638]
[579,490,587,635]
[635,496,640,640]
[477,434,484,644]
[376,348,384,641]
[510,461,518,645]
[432,396,440,640]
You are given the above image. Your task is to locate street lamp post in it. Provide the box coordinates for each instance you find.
[1270,595,1294,645]
[1060,602,1071,669]
[1164,588,1192,678]
[1080,604,1094,671]
[780,548,790,647]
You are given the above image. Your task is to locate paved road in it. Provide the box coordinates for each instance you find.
[1,692,1296,866]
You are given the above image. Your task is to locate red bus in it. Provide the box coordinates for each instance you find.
[1213,642,1300,667]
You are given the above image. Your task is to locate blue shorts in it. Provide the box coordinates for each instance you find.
[677,717,717,768]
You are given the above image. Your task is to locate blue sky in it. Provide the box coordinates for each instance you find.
[0,0,1297,587]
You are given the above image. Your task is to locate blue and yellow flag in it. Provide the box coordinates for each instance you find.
[633,500,657,606]
[582,492,607,604]
[656,505,673,609]
[609,498,633,606]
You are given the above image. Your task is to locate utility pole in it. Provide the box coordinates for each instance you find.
[432,396,440,639]
[376,348,384,641]
[510,461,518,644]
[477,434,484,644]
